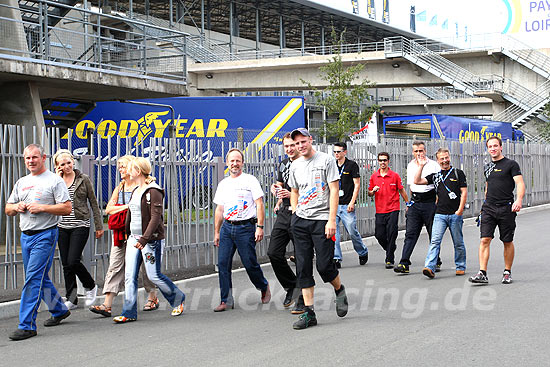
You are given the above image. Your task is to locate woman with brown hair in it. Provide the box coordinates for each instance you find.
[113,157,185,323]
[89,155,158,317]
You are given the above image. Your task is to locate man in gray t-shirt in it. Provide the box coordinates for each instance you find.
[287,128,349,330]
[5,144,71,341]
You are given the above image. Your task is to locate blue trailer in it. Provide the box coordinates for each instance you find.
[382,114,523,142]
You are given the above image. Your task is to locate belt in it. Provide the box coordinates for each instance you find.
[22,225,58,236]
[225,218,257,225]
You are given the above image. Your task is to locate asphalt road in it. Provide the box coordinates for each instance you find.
[1,207,548,366]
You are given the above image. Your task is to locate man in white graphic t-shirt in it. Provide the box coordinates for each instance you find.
[212,148,270,312]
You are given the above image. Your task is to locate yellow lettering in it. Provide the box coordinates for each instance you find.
[96,120,117,138]
[206,119,228,137]
[474,131,479,143]
[186,119,205,138]
[459,130,465,143]
[75,120,95,139]
[152,119,171,138]
[119,120,138,138]
[175,119,187,138]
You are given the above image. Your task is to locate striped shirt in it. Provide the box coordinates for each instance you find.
[59,181,90,229]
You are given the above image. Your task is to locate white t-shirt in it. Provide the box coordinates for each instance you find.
[7,170,70,231]
[213,173,264,221]
[288,151,340,221]
[407,158,441,193]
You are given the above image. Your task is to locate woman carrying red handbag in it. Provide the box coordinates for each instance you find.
[89,155,158,317]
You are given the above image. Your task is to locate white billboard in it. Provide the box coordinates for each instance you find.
[298,0,550,49]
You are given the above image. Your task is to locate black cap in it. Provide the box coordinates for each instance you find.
[290,127,312,139]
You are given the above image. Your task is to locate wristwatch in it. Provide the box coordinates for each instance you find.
[257,225,264,229]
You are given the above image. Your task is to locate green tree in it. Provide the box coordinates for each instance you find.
[302,28,378,141]
[535,103,550,141]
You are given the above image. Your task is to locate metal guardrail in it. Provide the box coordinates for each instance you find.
[0,0,188,83]
[2,124,550,290]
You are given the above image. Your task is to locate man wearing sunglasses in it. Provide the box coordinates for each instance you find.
[394,141,441,274]
[368,152,409,269]
[332,142,369,268]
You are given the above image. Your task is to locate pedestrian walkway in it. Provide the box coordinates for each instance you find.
[0,206,548,366]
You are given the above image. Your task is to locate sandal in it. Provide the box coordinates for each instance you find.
[143,297,159,311]
[89,304,112,317]
[113,315,136,323]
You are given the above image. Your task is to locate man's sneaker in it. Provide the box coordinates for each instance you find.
[64,300,78,310]
[393,263,409,274]
[261,283,271,304]
[422,267,435,279]
[9,329,37,341]
[468,271,489,284]
[291,296,305,314]
[359,253,369,266]
[385,262,394,269]
[292,309,317,330]
[333,259,342,269]
[283,289,295,308]
[435,262,442,273]
[456,270,466,276]
[85,285,98,306]
[502,271,513,284]
[334,284,348,317]
[44,310,71,327]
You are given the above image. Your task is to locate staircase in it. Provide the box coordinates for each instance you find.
[414,86,470,100]
[41,99,96,129]
[499,35,550,79]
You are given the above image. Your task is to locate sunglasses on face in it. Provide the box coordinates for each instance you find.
[333,150,344,153]
[378,159,388,162]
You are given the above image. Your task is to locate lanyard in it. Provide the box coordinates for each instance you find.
[438,168,454,193]
[338,162,345,189]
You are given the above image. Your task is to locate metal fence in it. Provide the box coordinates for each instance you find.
[1,124,550,290]
[0,0,188,83]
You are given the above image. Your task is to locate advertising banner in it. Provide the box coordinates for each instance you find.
[431,115,514,142]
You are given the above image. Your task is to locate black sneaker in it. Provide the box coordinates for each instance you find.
[393,263,409,274]
[333,259,342,269]
[385,261,394,269]
[468,271,489,284]
[502,270,513,284]
[293,308,317,329]
[9,329,37,341]
[283,289,295,308]
[359,253,369,266]
[334,284,348,317]
[291,295,306,314]
[44,310,71,327]
[435,262,442,273]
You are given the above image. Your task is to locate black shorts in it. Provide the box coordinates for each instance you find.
[480,202,517,242]
[290,214,339,289]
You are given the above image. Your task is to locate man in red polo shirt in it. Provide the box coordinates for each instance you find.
[368,152,409,268]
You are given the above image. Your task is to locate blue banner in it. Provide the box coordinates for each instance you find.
[432,115,514,142]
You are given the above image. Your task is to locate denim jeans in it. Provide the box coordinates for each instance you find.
[19,228,68,331]
[334,205,368,260]
[121,237,185,319]
[218,221,268,303]
[425,214,466,272]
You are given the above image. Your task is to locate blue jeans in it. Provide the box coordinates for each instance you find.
[334,205,368,260]
[218,221,268,303]
[425,214,466,272]
[121,237,185,319]
[19,228,68,331]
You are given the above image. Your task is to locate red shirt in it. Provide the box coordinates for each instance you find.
[368,169,404,213]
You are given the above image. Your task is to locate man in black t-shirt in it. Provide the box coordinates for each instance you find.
[268,132,304,313]
[332,142,369,267]
[414,148,467,279]
[469,136,525,285]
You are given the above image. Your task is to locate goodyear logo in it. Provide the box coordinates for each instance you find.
[71,111,228,146]
[459,126,502,144]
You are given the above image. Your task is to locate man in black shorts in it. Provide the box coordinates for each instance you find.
[268,132,305,313]
[469,136,525,285]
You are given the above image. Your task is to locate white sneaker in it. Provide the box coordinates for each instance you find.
[85,285,98,306]
[64,300,78,310]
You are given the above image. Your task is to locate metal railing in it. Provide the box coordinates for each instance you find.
[0,0,188,83]
[493,79,550,126]
[2,124,550,290]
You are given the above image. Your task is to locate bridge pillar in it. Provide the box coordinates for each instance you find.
[0,0,46,142]
[492,101,506,118]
